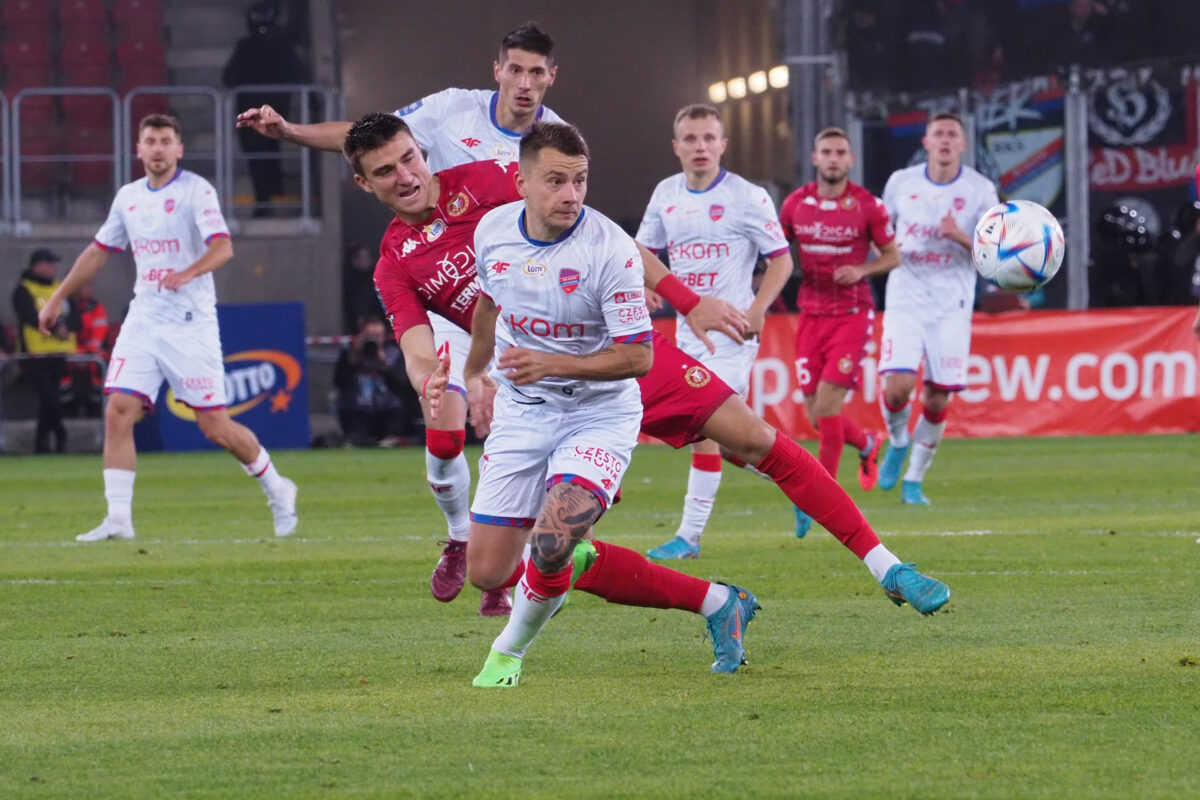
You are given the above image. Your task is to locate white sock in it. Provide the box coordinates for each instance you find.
[491,575,567,659]
[426,450,471,542]
[243,447,286,495]
[883,402,912,449]
[699,582,731,618]
[905,415,946,482]
[103,468,135,526]
[863,543,903,583]
[676,466,722,546]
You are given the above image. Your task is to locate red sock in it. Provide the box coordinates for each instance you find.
[573,540,708,613]
[923,406,949,424]
[500,561,525,590]
[723,452,749,469]
[523,558,572,600]
[817,415,844,477]
[842,415,868,452]
[756,430,881,560]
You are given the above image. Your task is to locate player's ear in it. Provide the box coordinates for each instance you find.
[515,169,528,198]
[546,65,557,85]
[493,60,503,84]
[353,173,373,194]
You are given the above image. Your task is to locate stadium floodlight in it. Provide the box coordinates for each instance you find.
[768,65,789,88]
[708,82,728,104]
[726,77,747,99]
[748,71,768,94]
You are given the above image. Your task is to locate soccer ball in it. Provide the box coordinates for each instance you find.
[972,200,1065,292]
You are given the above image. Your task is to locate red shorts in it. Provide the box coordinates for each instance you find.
[794,309,874,395]
[637,332,736,449]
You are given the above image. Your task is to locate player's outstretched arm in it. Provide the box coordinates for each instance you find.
[235,104,352,153]
[398,324,450,420]
[465,295,500,437]
[499,341,653,384]
[159,236,234,292]
[39,244,110,334]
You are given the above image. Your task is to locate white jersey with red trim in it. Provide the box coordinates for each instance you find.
[474,202,651,411]
[636,169,788,350]
[881,164,998,317]
[394,88,564,172]
[94,168,230,323]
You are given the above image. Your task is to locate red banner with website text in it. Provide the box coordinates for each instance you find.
[651,307,1200,439]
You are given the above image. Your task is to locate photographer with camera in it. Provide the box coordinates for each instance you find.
[333,315,417,446]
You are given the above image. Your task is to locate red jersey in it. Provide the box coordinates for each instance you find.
[374,159,519,337]
[779,181,894,315]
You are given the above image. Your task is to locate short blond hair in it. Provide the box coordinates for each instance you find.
[813,126,850,148]
[673,104,723,134]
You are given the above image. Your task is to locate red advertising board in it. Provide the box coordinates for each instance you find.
[651,307,1200,440]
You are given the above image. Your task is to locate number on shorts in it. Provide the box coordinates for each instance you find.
[794,357,811,388]
[106,356,126,385]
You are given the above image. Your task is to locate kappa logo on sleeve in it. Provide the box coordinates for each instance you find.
[396,100,423,115]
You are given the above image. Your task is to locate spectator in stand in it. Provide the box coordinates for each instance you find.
[334,315,416,447]
[222,0,311,216]
[341,242,383,334]
[12,249,76,453]
[62,281,111,417]
[834,0,901,92]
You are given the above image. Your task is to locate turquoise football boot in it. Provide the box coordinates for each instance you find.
[877,442,909,491]
[901,480,931,506]
[881,562,950,615]
[646,536,699,560]
[793,507,813,538]
[706,584,761,673]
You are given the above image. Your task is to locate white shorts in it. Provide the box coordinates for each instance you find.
[879,309,972,390]
[105,316,227,409]
[677,333,759,397]
[429,312,469,397]
[470,394,641,527]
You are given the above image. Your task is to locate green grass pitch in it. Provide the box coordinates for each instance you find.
[2,435,1198,798]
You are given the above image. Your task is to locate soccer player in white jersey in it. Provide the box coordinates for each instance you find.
[635,104,792,560]
[465,122,760,687]
[234,23,563,614]
[877,113,999,505]
[38,114,297,541]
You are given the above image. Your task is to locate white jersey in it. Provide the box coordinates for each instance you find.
[395,88,565,172]
[94,168,230,324]
[474,202,652,411]
[881,164,998,317]
[636,169,788,351]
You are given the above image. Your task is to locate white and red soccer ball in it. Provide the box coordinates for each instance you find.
[972,200,1065,292]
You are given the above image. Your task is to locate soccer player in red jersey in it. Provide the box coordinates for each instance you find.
[779,127,899,539]
[347,112,950,626]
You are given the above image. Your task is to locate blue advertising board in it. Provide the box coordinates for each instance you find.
[134,302,310,451]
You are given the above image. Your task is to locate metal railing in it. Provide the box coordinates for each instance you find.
[121,85,225,187]
[221,84,337,224]
[11,87,122,224]
[2,83,336,231]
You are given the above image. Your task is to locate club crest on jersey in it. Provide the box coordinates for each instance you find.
[422,219,447,242]
[447,192,470,217]
[838,356,854,374]
[558,268,581,294]
[522,260,547,277]
[842,195,857,210]
[684,365,711,388]
[164,198,175,213]
[709,204,725,221]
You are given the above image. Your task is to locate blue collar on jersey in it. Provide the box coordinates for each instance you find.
[685,168,727,194]
[489,92,545,137]
[519,207,586,246]
[923,164,963,186]
[146,167,183,192]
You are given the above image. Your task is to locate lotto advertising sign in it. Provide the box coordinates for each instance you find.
[135,303,310,451]
[651,307,1200,440]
